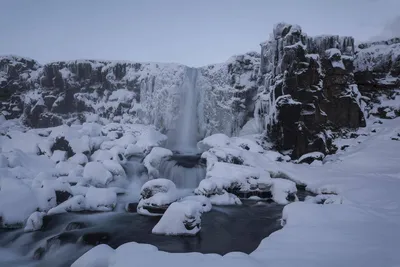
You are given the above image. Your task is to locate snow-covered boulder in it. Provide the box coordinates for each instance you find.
[90,149,113,162]
[83,161,113,187]
[179,195,212,213]
[297,152,325,164]
[137,179,178,216]
[209,190,242,205]
[197,133,230,152]
[50,150,67,163]
[47,195,86,215]
[85,187,117,211]
[271,178,298,205]
[143,147,173,178]
[152,200,202,236]
[0,178,39,228]
[68,153,88,166]
[24,211,46,232]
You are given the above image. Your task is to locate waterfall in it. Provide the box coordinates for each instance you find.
[168,67,199,153]
[158,154,206,188]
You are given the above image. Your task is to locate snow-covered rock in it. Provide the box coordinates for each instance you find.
[68,153,88,166]
[270,178,298,205]
[24,211,46,232]
[297,152,325,164]
[137,179,178,216]
[143,147,173,178]
[85,187,117,211]
[83,161,113,187]
[0,179,38,228]
[209,190,242,205]
[47,195,86,215]
[197,133,230,152]
[152,200,203,236]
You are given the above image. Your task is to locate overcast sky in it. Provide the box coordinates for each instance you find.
[1,0,399,66]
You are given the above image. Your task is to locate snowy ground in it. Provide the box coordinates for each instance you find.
[1,114,400,266]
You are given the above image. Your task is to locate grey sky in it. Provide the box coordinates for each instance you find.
[1,0,399,66]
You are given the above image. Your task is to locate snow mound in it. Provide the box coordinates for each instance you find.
[71,244,114,267]
[152,200,203,236]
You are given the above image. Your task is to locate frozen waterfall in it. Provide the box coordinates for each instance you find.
[168,67,200,153]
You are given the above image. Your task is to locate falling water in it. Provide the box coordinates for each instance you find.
[169,67,199,153]
[158,154,206,188]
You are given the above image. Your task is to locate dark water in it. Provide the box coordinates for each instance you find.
[0,200,283,267]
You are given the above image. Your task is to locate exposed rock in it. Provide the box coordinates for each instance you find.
[256,23,365,158]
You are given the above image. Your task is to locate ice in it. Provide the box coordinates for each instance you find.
[85,187,117,211]
[152,200,203,236]
[71,244,114,267]
[83,161,114,187]
[24,211,46,232]
[143,147,173,178]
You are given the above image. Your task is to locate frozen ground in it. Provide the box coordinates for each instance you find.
[72,117,400,266]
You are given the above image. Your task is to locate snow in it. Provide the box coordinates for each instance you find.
[83,161,114,187]
[24,211,46,232]
[143,147,173,178]
[85,187,117,211]
[152,200,202,236]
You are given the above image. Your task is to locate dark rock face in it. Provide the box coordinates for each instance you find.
[257,23,365,158]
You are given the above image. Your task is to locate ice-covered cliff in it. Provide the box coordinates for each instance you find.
[1,23,399,158]
[0,53,260,140]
